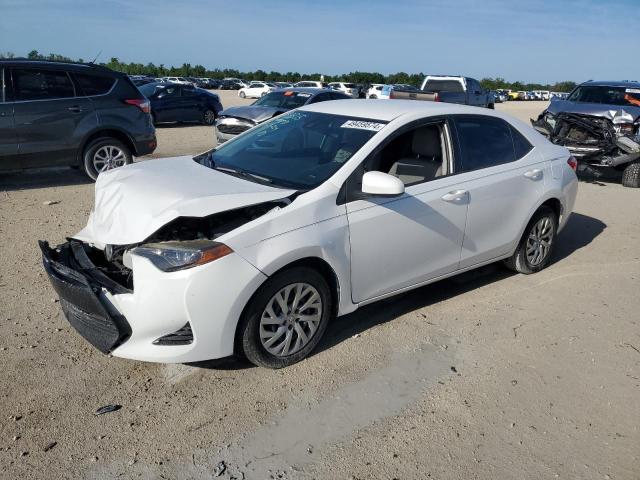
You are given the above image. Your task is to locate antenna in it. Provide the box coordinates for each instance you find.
[89,49,102,64]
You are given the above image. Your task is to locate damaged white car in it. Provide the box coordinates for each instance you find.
[41,101,578,368]
[532,80,640,187]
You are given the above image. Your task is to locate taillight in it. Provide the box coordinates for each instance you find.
[124,98,150,114]
[567,156,578,171]
[434,92,440,102]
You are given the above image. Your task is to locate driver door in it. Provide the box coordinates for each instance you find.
[345,119,469,303]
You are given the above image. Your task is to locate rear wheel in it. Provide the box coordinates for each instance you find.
[504,206,558,274]
[239,91,246,98]
[369,94,377,99]
[237,267,332,368]
[621,162,640,188]
[202,109,216,125]
[82,137,132,181]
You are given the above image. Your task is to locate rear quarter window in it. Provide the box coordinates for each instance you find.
[12,68,76,101]
[510,126,534,159]
[74,73,116,96]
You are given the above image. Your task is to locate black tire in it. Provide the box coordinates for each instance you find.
[621,162,640,188]
[504,206,558,274]
[202,109,216,125]
[237,267,333,369]
[369,94,377,99]
[488,103,495,109]
[82,137,132,181]
[239,91,246,98]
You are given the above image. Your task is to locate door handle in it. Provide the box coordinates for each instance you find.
[441,190,468,203]
[67,105,83,113]
[523,168,542,180]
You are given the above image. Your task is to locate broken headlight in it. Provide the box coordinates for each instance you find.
[130,240,233,272]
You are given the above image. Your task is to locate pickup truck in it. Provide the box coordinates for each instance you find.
[382,76,494,108]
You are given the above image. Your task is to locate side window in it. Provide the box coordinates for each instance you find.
[12,68,75,101]
[510,126,534,159]
[1,68,5,102]
[74,73,115,96]
[453,116,515,172]
[308,93,329,104]
[331,92,349,100]
[367,123,446,186]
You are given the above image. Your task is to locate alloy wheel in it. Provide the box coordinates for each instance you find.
[203,110,216,125]
[259,283,322,357]
[526,216,554,266]
[92,145,127,173]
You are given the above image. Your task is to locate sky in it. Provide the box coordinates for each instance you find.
[1,0,639,84]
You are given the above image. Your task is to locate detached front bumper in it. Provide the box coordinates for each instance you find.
[41,240,268,363]
[40,241,132,353]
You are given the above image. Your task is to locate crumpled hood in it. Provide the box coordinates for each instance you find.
[547,99,640,123]
[74,156,295,247]
[219,105,286,124]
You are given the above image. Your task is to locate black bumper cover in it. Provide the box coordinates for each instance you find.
[39,240,131,354]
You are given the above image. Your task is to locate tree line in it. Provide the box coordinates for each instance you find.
[0,50,577,92]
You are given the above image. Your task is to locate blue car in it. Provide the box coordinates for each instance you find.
[138,82,223,125]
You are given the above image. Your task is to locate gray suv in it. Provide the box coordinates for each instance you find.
[0,60,156,180]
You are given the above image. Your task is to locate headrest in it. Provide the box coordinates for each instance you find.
[412,126,441,158]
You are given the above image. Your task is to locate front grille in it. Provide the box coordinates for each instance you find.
[217,123,250,135]
[153,323,193,346]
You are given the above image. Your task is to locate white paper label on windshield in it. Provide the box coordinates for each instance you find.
[625,88,640,94]
[296,93,311,97]
[341,120,385,131]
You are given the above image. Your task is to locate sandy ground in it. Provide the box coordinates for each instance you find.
[1,99,639,480]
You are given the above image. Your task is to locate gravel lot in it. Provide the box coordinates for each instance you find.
[1,98,638,480]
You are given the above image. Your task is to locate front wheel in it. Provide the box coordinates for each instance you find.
[621,162,640,188]
[239,91,246,98]
[504,206,558,274]
[369,94,377,99]
[237,267,332,368]
[82,137,132,181]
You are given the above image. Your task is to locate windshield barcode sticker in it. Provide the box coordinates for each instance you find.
[625,88,640,94]
[341,120,385,131]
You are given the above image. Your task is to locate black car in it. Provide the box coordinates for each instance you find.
[0,59,156,180]
[215,87,351,143]
[219,80,243,90]
[138,82,223,126]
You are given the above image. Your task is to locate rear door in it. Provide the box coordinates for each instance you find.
[449,114,547,268]
[11,67,94,167]
[180,85,203,120]
[0,66,19,167]
[152,84,182,122]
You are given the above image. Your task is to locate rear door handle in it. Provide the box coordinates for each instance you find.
[441,190,468,203]
[67,105,83,113]
[523,168,543,180]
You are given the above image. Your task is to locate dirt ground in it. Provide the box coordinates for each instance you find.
[0,98,638,480]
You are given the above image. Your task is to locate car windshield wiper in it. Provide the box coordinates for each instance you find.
[215,166,273,184]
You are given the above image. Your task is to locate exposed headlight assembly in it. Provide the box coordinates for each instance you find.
[131,240,233,272]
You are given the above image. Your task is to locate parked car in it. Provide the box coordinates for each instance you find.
[328,82,359,98]
[163,76,191,85]
[238,82,274,99]
[367,84,385,98]
[377,84,419,100]
[41,100,577,369]
[416,76,494,108]
[274,82,293,89]
[294,80,329,88]
[532,80,640,187]
[533,90,551,101]
[219,80,243,90]
[0,59,156,180]
[215,87,351,143]
[138,82,222,126]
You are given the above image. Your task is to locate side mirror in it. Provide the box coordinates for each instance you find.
[361,171,405,197]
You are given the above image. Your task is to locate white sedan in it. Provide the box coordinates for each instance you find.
[41,101,578,368]
[238,82,273,99]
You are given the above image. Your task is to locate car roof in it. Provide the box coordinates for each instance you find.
[274,87,328,94]
[582,80,640,88]
[299,99,500,122]
[0,58,115,73]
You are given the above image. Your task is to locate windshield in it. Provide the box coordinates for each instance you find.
[252,90,312,109]
[198,111,386,189]
[567,85,640,107]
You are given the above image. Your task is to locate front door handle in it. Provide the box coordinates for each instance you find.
[67,105,83,113]
[441,190,468,203]
[523,168,543,180]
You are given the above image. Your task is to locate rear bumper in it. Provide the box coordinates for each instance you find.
[39,241,131,353]
[132,132,157,156]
